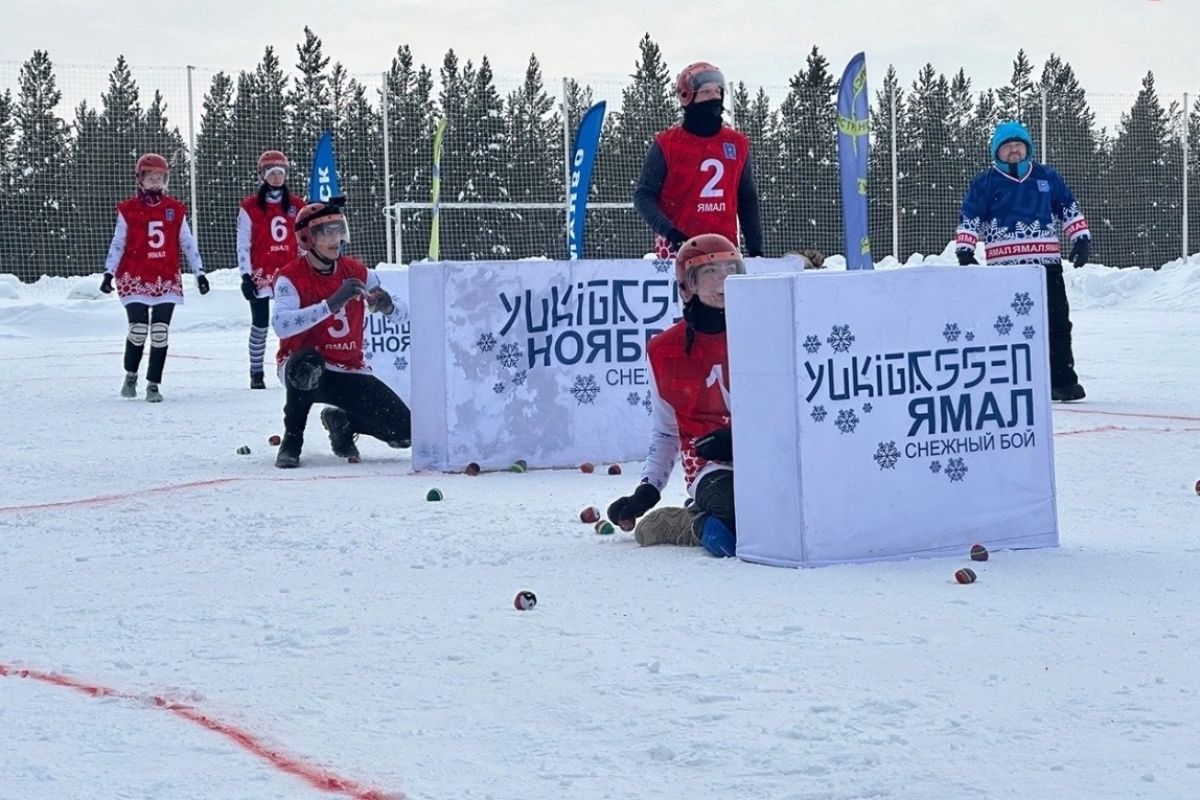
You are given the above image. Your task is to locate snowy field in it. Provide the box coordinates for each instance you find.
[2,259,1199,800]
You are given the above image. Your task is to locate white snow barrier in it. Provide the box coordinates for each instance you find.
[725,265,1060,567]
[408,258,803,472]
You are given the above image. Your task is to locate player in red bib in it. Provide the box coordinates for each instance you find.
[606,234,744,557]
[271,201,412,468]
[238,150,299,389]
[634,63,763,260]
[100,153,208,402]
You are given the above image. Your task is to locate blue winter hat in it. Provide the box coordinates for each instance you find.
[990,121,1034,176]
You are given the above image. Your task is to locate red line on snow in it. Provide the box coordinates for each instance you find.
[0,662,402,800]
[1055,407,1200,423]
[0,472,412,515]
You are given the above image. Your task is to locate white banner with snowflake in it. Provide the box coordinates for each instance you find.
[362,266,411,405]
[726,265,1058,567]
[408,257,803,471]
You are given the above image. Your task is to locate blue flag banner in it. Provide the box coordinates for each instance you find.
[837,53,872,270]
[567,101,606,260]
[308,130,342,203]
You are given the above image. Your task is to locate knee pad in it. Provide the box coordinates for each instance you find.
[150,321,169,348]
[126,322,148,346]
[285,349,325,391]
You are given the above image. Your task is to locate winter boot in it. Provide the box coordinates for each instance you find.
[120,372,138,398]
[1051,383,1086,402]
[635,506,700,547]
[145,382,163,403]
[697,515,737,558]
[320,407,360,460]
[250,372,266,390]
[275,433,303,468]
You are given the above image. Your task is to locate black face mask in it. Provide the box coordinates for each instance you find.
[682,99,724,136]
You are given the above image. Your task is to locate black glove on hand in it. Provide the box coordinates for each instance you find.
[99,273,114,294]
[196,274,210,295]
[367,287,394,315]
[666,227,689,248]
[956,249,978,266]
[1069,236,1090,268]
[607,482,661,531]
[694,427,733,462]
[327,278,366,313]
[241,273,257,301]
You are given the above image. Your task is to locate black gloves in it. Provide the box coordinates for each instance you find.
[196,274,210,295]
[328,278,366,313]
[100,273,114,294]
[241,273,257,301]
[666,227,689,248]
[956,249,978,266]
[607,482,661,531]
[1069,236,1090,268]
[694,428,733,462]
[367,287,395,315]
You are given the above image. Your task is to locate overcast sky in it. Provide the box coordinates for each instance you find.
[4,0,1197,124]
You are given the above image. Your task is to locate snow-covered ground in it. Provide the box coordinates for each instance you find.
[2,260,1199,800]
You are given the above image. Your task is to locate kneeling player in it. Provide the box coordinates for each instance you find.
[272,201,411,468]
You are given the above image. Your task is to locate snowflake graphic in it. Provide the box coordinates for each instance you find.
[476,332,497,352]
[946,457,968,482]
[497,342,522,369]
[493,381,505,394]
[994,315,1014,336]
[863,403,873,413]
[929,460,943,474]
[512,369,527,386]
[964,331,975,342]
[364,349,374,361]
[873,441,901,470]
[1022,325,1036,340]
[943,322,962,342]
[827,324,856,353]
[1011,291,1034,316]
[811,405,828,423]
[835,409,860,434]
[393,356,408,371]
[803,335,822,354]
[641,390,653,415]
[652,258,673,274]
[627,391,641,406]
[570,374,602,405]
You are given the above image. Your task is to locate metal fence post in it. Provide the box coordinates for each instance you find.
[562,78,573,256]
[382,71,394,263]
[1040,86,1047,161]
[1184,92,1190,259]
[186,65,199,250]
[890,81,899,261]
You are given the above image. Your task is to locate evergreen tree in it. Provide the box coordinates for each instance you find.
[592,33,675,257]
[382,44,434,262]
[436,48,473,258]
[339,79,385,265]
[900,64,958,256]
[948,68,978,207]
[776,46,839,255]
[231,47,291,194]
[194,71,239,273]
[733,83,782,254]
[0,90,16,268]
[996,49,1040,131]
[12,50,71,279]
[461,56,509,258]
[141,90,189,200]
[1188,92,1200,257]
[1106,71,1180,267]
[289,27,333,164]
[868,66,902,259]
[504,54,562,258]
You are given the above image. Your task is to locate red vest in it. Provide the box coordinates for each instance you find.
[647,320,731,487]
[241,195,299,291]
[115,196,187,300]
[275,256,370,372]
[655,126,749,245]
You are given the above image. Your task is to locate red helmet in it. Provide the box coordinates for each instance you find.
[135,153,170,181]
[294,202,348,250]
[675,62,725,107]
[257,149,289,177]
[675,233,744,302]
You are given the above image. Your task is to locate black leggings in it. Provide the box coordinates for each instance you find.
[1044,262,1079,388]
[249,296,270,327]
[284,368,412,445]
[692,469,736,536]
[124,302,175,383]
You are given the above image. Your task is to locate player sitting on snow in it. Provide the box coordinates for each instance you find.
[271,200,412,468]
[606,233,744,557]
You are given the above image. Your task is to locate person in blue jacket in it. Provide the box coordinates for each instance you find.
[956,120,1090,402]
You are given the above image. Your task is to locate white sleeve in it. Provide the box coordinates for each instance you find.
[271,276,333,337]
[180,218,204,275]
[104,213,128,275]
[366,269,410,327]
[639,364,680,490]
[236,207,252,275]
